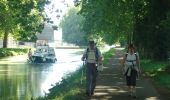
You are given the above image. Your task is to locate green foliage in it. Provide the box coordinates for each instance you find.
[160,12,170,51]
[0,0,49,47]
[154,73,170,90]
[76,0,170,60]
[133,0,170,60]
[140,59,170,90]
[60,7,86,46]
[140,60,168,76]
[78,0,134,45]
[103,48,115,65]
[0,48,28,57]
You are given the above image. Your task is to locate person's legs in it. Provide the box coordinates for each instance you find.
[126,69,138,98]
[126,76,132,96]
[132,86,137,98]
[86,64,91,95]
[131,70,137,98]
[86,63,95,96]
[127,86,132,96]
[91,64,97,95]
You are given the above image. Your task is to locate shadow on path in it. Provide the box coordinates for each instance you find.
[89,48,164,100]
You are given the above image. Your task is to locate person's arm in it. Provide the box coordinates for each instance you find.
[97,49,103,65]
[121,53,127,67]
[136,52,141,73]
[120,54,127,74]
[81,49,87,61]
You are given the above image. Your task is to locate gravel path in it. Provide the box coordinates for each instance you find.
[89,48,164,100]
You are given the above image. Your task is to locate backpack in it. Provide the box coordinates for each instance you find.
[125,52,138,61]
[85,47,99,61]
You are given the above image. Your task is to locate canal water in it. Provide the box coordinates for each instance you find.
[0,49,84,100]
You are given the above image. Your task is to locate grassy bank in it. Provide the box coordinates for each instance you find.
[0,48,29,57]
[36,48,115,100]
[103,48,115,65]
[37,67,86,100]
[140,60,170,91]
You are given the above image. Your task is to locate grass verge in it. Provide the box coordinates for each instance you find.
[36,48,115,100]
[140,60,170,94]
[103,48,115,65]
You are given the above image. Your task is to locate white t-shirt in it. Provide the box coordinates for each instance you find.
[125,53,137,66]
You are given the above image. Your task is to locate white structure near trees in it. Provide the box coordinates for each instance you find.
[37,23,54,43]
[36,23,56,47]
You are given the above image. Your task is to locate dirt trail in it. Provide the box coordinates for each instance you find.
[89,48,165,100]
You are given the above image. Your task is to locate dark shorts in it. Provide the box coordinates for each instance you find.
[126,69,137,86]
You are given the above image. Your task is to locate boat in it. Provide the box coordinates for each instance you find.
[30,45,57,63]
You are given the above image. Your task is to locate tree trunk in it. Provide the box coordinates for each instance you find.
[3,31,9,48]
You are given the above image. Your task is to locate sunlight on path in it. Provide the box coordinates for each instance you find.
[90,49,162,100]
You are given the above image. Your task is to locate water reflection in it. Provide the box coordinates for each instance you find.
[0,49,83,100]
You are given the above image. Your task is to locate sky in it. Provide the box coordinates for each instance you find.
[44,0,75,42]
[45,0,74,25]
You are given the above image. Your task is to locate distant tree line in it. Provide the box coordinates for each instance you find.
[60,8,87,46]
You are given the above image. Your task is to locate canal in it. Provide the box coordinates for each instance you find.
[0,49,83,100]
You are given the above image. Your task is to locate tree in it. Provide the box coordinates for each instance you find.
[75,0,170,60]
[0,0,50,48]
[133,0,170,60]
[76,0,135,45]
[60,7,86,46]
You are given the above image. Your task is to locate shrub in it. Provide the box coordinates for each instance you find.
[0,48,28,57]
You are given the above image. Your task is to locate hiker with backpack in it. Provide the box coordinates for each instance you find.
[121,44,141,98]
[81,40,103,96]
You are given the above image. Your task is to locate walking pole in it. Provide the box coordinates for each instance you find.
[81,61,85,84]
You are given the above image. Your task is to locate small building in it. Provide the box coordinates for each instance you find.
[36,23,55,47]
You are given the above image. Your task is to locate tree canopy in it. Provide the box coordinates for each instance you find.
[60,7,86,46]
[74,0,170,60]
[0,0,50,47]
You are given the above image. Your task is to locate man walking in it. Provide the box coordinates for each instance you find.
[81,40,103,96]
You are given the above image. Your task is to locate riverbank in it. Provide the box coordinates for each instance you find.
[35,48,115,100]
[36,48,170,100]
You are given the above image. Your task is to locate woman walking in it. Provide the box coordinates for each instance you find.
[122,44,140,98]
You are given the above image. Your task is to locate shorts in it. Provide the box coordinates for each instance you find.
[126,69,137,86]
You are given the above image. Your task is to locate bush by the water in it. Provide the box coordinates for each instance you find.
[0,48,28,57]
